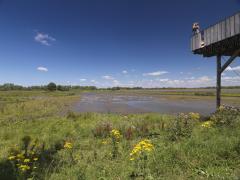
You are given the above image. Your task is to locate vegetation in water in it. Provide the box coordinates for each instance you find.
[0,91,240,179]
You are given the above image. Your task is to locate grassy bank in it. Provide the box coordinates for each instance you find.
[0,91,240,179]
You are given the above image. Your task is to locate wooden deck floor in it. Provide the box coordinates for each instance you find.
[193,34,240,57]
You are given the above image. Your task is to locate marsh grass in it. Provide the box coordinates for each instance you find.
[0,91,240,179]
[0,91,80,124]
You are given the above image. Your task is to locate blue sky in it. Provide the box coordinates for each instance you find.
[0,0,240,88]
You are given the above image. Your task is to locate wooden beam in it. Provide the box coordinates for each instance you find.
[216,55,221,109]
[221,48,240,73]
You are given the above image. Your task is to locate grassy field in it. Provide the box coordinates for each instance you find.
[0,90,240,179]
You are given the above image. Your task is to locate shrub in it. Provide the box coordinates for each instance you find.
[57,85,70,91]
[168,113,199,141]
[211,105,240,127]
[47,82,57,91]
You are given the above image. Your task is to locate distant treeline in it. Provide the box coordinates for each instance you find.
[0,83,97,91]
[0,83,240,91]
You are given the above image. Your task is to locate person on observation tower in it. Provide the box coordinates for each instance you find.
[192,22,205,47]
[192,22,200,34]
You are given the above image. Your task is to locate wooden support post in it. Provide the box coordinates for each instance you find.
[216,55,221,109]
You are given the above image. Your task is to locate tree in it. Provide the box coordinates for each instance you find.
[47,82,57,91]
[57,85,70,91]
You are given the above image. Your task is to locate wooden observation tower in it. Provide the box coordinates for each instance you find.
[191,12,240,109]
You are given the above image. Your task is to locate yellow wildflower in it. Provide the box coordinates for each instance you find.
[16,153,24,159]
[33,157,38,161]
[19,164,30,171]
[130,139,154,160]
[201,121,213,128]
[23,159,30,163]
[8,155,16,160]
[64,142,73,149]
[111,129,121,139]
[102,140,108,145]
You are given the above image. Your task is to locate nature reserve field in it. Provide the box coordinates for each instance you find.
[0,89,240,179]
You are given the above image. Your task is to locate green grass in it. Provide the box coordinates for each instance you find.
[0,90,240,179]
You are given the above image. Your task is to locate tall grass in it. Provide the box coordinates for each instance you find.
[0,91,240,179]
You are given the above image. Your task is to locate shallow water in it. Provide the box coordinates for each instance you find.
[72,93,216,115]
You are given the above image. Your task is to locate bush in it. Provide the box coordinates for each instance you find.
[57,85,70,91]
[47,82,57,91]
[168,113,200,141]
[4,136,72,179]
[211,106,240,127]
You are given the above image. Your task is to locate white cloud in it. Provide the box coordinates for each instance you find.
[102,75,114,80]
[226,66,240,72]
[113,80,120,86]
[122,70,128,74]
[226,67,232,71]
[184,76,212,86]
[125,76,215,88]
[222,76,240,81]
[34,32,56,46]
[143,71,168,76]
[79,79,87,82]
[94,73,240,88]
[157,78,169,82]
[222,76,240,86]
[37,66,48,72]
[90,80,98,84]
[198,76,211,82]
